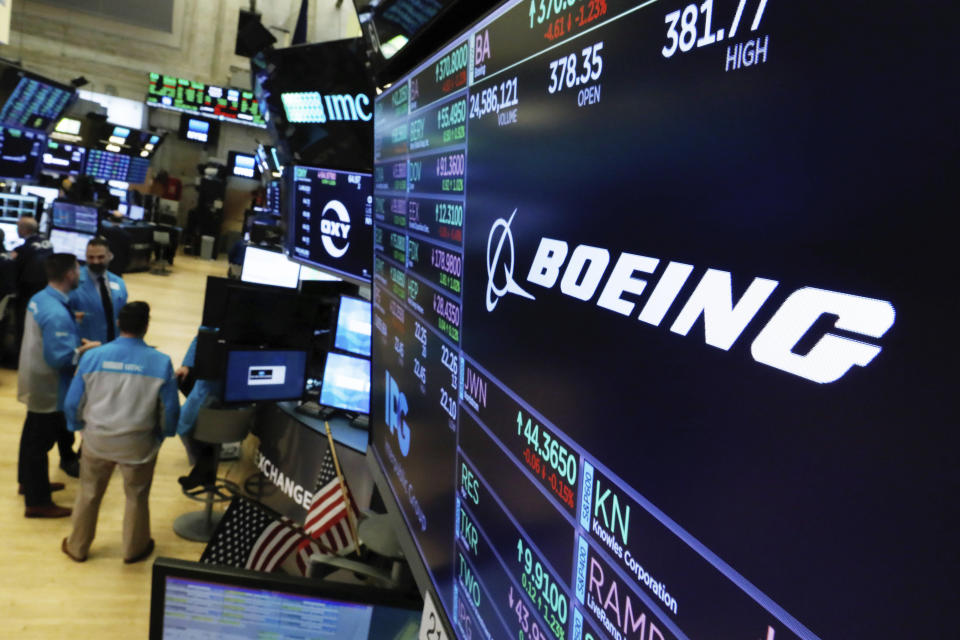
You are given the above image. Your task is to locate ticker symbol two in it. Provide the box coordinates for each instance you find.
[485,209,535,312]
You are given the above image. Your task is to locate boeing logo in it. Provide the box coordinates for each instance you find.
[484,218,896,384]
[320,200,351,259]
[485,209,535,312]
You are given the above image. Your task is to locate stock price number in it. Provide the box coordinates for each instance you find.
[508,585,550,640]
[436,202,463,228]
[517,538,567,640]
[517,411,577,507]
[468,77,519,120]
[547,42,602,94]
[436,153,465,178]
[662,0,770,58]
[433,293,461,342]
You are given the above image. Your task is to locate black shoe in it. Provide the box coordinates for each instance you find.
[25,503,72,518]
[60,458,80,478]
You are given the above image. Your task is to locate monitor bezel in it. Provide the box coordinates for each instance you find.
[222,346,310,405]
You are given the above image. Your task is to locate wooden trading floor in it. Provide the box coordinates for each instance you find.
[0,254,240,637]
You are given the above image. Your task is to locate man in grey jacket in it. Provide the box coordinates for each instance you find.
[17,254,100,518]
[61,302,180,563]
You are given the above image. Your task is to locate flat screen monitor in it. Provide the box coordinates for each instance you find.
[128,204,145,221]
[0,192,39,219]
[240,245,301,289]
[223,348,308,404]
[41,140,86,176]
[52,201,98,234]
[50,228,94,262]
[0,221,20,251]
[0,127,44,180]
[366,2,956,640]
[0,62,75,130]
[149,557,421,640]
[228,150,260,179]
[85,148,131,182]
[287,165,373,283]
[178,113,220,146]
[218,281,322,350]
[333,296,371,357]
[318,352,370,415]
[20,185,60,209]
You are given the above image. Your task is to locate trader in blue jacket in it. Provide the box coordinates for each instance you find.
[175,331,223,489]
[17,254,101,518]
[62,301,180,563]
[68,236,128,344]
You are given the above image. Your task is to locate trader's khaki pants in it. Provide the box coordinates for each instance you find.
[65,450,157,561]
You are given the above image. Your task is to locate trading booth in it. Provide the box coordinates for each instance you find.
[2,2,955,639]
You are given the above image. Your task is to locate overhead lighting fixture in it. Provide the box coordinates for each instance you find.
[105,144,121,152]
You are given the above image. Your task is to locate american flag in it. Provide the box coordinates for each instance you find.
[200,497,307,573]
[303,445,358,554]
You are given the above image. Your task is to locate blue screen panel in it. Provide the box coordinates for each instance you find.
[334,297,371,357]
[318,353,370,414]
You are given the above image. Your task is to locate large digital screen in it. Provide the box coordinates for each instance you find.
[146,72,266,127]
[370,2,955,639]
[41,140,86,176]
[0,127,44,180]
[287,165,373,283]
[0,62,75,130]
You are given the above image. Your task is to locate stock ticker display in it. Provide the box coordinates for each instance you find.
[370,2,953,640]
[146,73,267,127]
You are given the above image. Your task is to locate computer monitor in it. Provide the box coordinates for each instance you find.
[228,150,260,179]
[41,140,86,176]
[128,204,145,221]
[149,557,421,640]
[0,127,44,180]
[0,220,20,251]
[286,165,373,283]
[20,185,60,209]
[223,348,308,404]
[51,201,98,234]
[178,114,219,146]
[240,245,301,289]
[49,228,94,262]
[333,296,371,357]
[318,352,370,415]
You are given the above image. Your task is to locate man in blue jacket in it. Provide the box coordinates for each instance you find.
[175,331,223,489]
[68,236,128,344]
[17,254,101,517]
[62,301,180,563]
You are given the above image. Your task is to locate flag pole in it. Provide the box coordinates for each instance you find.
[325,421,362,556]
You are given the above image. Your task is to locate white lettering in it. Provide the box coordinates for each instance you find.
[527,238,569,288]
[597,253,660,316]
[670,269,778,350]
[560,245,610,301]
[751,287,895,383]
